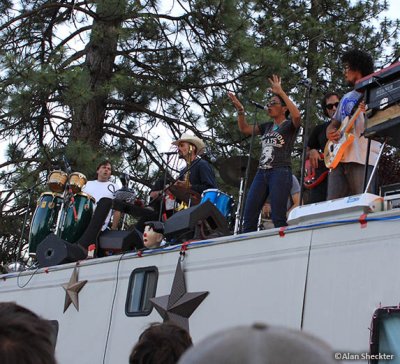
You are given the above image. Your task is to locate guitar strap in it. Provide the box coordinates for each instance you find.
[349,93,364,117]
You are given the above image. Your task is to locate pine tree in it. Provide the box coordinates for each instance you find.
[0,0,398,267]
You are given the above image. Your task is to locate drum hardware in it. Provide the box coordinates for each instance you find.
[114,177,138,230]
[217,156,258,187]
[234,177,245,235]
[200,189,235,224]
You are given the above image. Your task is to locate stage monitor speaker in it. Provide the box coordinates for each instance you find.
[36,234,87,268]
[98,229,143,256]
[163,200,230,243]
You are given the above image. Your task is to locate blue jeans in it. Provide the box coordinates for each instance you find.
[327,163,377,200]
[242,167,292,232]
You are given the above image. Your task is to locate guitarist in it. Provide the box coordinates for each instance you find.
[135,134,217,232]
[306,92,340,203]
[325,49,381,200]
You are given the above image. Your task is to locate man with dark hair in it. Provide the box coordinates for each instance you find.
[129,322,192,364]
[0,302,57,364]
[82,160,120,230]
[306,92,340,203]
[326,49,380,199]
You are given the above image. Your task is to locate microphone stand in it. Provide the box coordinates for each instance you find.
[158,154,174,221]
[299,81,312,205]
[238,107,259,234]
[55,155,75,236]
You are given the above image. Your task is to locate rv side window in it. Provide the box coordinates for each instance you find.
[125,266,158,317]
[370,307,400,363]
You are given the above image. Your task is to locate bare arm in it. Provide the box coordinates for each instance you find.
[227,91,260,136]
[268,75,301,128]
[309,148,322,168]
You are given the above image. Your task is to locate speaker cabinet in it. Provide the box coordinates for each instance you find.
[164,200,230,243]
[36,234,87,267]
[98,229,143,256]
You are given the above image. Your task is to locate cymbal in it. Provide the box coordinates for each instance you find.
[168,185,201,205]
[218,156,258,187]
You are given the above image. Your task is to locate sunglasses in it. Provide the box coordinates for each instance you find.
[326,102,339,110]
[267,101,283,107]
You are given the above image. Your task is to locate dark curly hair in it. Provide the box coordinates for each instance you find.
[321,92,341,117]
[342,49,374,77]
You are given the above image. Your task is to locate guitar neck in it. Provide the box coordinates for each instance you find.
[342,106,363,134]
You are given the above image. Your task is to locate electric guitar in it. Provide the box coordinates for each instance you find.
[324,106,363,169]
[304,154,329,189]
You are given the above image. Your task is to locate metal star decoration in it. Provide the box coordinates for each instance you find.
[150,259,209,331]
[62,266,87,313]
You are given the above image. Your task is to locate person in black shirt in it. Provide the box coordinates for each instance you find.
[228,75,301,231]
[306,92,340,203]
[170,133,217,204]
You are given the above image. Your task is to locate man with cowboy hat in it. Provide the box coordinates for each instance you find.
[169,133,217,205]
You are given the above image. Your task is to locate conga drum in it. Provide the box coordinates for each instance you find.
[57,192,95,243]
[47,170,68,193]
[28,192,63,257]
[68,172,87,194]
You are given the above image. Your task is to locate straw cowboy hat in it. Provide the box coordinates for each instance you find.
[172,133,205,155]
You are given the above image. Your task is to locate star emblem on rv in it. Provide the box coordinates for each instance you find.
[62,266,87,313]
[150,259,208,332]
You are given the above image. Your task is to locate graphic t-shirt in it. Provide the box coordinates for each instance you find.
[258,119,299,169]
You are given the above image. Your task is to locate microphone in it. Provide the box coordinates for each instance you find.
[120,172,129,187]
[62,155,72,174]
[161,151,178,155]
[249,100,267,110]
[297,78,312,87]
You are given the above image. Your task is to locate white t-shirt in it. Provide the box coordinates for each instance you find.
[83,180,118,229]
[333,90,380,165]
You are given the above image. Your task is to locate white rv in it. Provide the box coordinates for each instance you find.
[1,193,400,363]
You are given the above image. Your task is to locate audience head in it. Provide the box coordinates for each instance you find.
[129,322,192,364]
[0,301,57,364]
[178,323,336,364]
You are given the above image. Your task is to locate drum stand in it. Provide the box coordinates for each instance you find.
[55,183,75,237]
[234,177,245,235]
[56,155,73,236]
